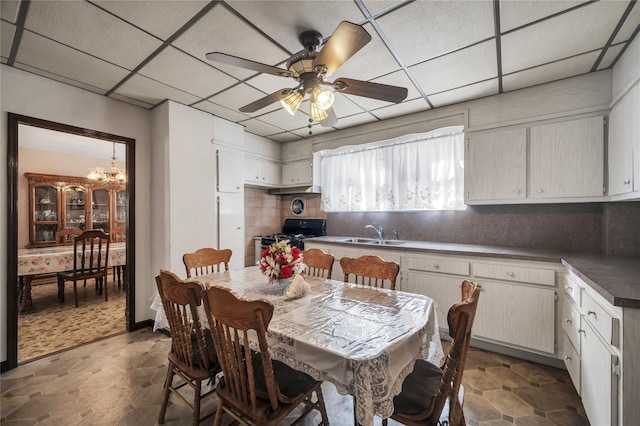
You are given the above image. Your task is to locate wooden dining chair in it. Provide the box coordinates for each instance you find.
[111,225,126,288]
[340,255,400,290]
[201,285,329,426]
[183,248,232,278]
[55,227,83,245]
[57,229,110,307]
[383,280,482,426]
[155,270,220,426]
[303,248,334,279]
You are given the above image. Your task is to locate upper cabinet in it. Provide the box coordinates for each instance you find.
[281,159,312,187]
[466,115,606,205]
[466,128,526,202]
[530,116,604,198]
[244,155,281,187]
[608,83,640,199]
[216,147,244,193]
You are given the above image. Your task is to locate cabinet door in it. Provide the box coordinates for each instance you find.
[530,116,604,198]
[467,128,527,201]
[405,271,463,332]
[62,185,88,231]
[217,148,244,193]
[90,187,111,234]
[31,182,60,246]
[282,160,312,186]
[218,193,244,270]
[262,161,281,186]
[244,156,261,184]
[609,84,639,195]
[473,280,556,353]
[581,320,618,426]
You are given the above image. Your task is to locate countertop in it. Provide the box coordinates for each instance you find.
[307,236,640,309]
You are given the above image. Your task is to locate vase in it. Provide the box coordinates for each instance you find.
[272,277,292,295]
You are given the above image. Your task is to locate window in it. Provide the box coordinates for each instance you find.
[319,126,464,212]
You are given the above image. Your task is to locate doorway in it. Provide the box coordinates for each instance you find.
[5,113,136,370]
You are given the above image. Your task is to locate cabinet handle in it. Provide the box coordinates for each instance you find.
[515,189,521,194]
[565,318,572,324]
[507,271,515,277]
[587,310,597,319]
[565,356,571,361]
[565,285,572,293]
[578,329,586,334]
[623,179,631,185]
[537,189,544,193]
[433,264,440,270]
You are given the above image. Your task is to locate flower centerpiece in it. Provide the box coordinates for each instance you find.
[258,239,305,284]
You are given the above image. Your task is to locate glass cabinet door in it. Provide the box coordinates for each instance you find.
[114,188,126,225]
[63,185,87,231]
[33,184,59,245]
[91,187,111,234]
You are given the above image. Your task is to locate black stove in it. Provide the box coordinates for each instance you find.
[260,218,326,250]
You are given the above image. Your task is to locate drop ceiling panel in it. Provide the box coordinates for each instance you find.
[333,112,378,129]
[0,0,19,23]
[16,30,129,91]
[502,1,628,73]
[500,1,585,33]
[192,100,250,123]
[331,24,399,82]
[25,1,162,70]
[94,0,209,41]
[429,79,498,108]
[226,1,365,54]
[114,74,200,106]
[138,46,238,98]
[239,118,283,137]
[598,44,625,71]
[377,1,494,66]
[172,6,289,81]
[16,62,108,97]
[361,1,409,17]
[371,98,430,120]
[1,22,15,60]
[208,83,280,116]
[245,73,295,96]
[326,93,367,117]
[613,3,640,44]
[347,70,421,111]
[504,51,600,92]
[268,132,302,142]
[108,93,155,109]
[291,124,335,138]
[410,40,497,95]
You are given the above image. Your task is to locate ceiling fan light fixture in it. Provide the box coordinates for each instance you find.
[310,100,329,122]
[280,90,304,115]
[313,86,335,110]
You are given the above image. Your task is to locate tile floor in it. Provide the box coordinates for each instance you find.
[1,328,590,425]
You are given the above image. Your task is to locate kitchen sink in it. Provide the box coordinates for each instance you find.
[339,238,404,246]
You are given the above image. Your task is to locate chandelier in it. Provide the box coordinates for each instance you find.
[87,142,126,185]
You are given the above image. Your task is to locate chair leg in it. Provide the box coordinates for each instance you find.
[192,379,202,426]
[315,387,329,426]
[158,365,175,424]
[213,401,224,426]
[73,280,79,308]
[57,276,65,303]
[104,275,108,302]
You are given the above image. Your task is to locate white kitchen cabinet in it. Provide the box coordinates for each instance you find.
[282,159,312,187]
[466,128,527,202]
[608,83,640,197]
[405,271,465,332]
[218,193,244,270]
[216,147,244,193]
[472,280,556,353]
[530,116,605,198]
[244,155,281,187]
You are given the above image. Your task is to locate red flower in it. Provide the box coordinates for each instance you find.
[291,247,301,258]
[262,247,270,257]
[279,265,293,279]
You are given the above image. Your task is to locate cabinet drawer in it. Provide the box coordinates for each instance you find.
[407,256,469,276]
[563,275,582,306]
[473,262,555,286]
[583,291,620,347]
[562,296,581,354]
[562,334,581,395]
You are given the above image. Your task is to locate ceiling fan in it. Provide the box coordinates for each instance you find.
[206,21,408,129]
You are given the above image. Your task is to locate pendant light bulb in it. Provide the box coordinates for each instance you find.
[313,87,335,110]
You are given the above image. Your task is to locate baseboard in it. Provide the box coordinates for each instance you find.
[133,319,153,331]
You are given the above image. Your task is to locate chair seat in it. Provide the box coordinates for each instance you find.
[251,352,320,401]
[393,359,442,415]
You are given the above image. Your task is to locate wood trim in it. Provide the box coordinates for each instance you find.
[5,113,137,371]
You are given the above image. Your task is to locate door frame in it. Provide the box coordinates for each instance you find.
[3,113,136,371]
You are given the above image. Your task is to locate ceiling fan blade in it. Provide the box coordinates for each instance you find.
[206,52,293,78]
[319,107,338,127]
[334,78,408,103]
[239,89,291,113]
[313,21,371,75]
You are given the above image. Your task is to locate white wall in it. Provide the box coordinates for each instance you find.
[0,65,153,363]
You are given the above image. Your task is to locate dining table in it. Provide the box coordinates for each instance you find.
[17,242,126,313]
[150,266,444,425]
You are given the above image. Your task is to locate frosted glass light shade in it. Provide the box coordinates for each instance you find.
[313,87,335,110]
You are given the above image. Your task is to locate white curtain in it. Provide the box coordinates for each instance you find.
[320,126,465,212]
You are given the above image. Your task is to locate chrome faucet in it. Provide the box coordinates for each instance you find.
[365,223,384,241]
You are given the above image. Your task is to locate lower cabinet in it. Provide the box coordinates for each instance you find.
[404,271,463,332]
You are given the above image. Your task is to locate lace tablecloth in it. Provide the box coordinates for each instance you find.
[17,242,126,275]
[150,267,443,425]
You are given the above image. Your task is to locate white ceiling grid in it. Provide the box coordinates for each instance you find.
[0,0,638,142]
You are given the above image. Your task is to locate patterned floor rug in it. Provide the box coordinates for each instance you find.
[17,273,126,363]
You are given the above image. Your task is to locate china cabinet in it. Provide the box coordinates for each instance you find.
[25,173,126,247]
